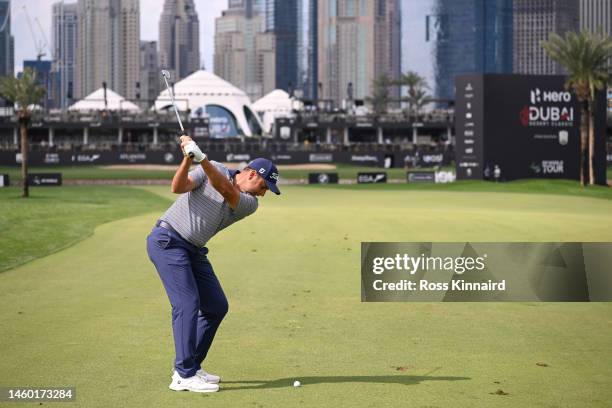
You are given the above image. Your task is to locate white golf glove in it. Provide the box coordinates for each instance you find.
[183,141,206,162]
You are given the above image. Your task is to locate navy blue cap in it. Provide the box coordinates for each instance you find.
[247,158,280,195]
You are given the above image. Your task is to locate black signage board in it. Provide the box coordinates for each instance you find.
[407,171,435,183]
[27,173,62,186]
[357,172,387,184]
[308,173,339,184]
[455,74,607,184]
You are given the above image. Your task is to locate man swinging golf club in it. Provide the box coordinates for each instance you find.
[146,135,280,393]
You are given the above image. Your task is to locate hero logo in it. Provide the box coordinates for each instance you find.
[530,88,571,104]
[521,88,574,127]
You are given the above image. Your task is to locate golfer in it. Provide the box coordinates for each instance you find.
[146,136,280,393]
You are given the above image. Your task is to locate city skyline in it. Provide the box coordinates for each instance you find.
[9,0,437,86]
[9,0,226,75]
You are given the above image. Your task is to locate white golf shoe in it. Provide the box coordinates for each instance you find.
[196,369,221,384]
[169,371,219,393]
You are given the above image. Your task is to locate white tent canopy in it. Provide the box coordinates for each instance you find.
[153,70,264,137]
[252,89,292,112]
[69,88,141,112]
[252,89,296,134]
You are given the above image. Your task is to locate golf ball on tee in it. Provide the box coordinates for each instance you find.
[293,380,301,387]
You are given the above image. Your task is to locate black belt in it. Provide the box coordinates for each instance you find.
[156,220,178,235]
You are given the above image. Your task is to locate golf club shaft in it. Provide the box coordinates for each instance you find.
[161,75,185,134]
[161,72,193,158]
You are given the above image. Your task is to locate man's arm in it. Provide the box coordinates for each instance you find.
[176,135,241,207]
[170,155,197,194]
[199,159,240,209]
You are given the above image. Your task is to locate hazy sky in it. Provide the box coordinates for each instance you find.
[10,0,226,73]
[9,0,434,84]
[402,0,435,89]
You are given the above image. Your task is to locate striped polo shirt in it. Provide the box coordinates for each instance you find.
[160,161,259,247]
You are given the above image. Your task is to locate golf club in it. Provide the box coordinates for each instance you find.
[161,69,194,158]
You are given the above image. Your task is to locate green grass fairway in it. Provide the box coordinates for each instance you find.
[1,185,611,407]
[0,186,171,272]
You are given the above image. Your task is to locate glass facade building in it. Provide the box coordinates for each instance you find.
[433,0,513,101]
[0,0,14,78]
[266,0,299,94]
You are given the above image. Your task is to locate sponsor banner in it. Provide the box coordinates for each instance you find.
[309,153,333,163]
[27,173,62,186]
[456,74,607,184]
[435,171,456,183]
[420,153,445,166]
[0,174,9,187]
[357,172,387,184]
[226,153,252,162]
[118,152,148,163]
[71,153,103,163]
[407,171,435,183]
[350,154,379,165]
[308,172,339,184]
[398,149,454,168]
[455,75,484,179]
[361,242,612,302]
[0,149,416,168]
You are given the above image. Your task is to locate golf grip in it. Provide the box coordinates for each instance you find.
[178,132,195,159]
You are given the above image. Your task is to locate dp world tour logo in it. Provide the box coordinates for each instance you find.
[521,88,574,127]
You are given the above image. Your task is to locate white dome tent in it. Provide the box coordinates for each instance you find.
[69,88,141,112]
[153,70,264,138]
[252,89,295,134]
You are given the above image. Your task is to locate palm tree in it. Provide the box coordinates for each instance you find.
[367,74,392,117]
[0,68,47,197]
[542,30,612,186]
[395,71,429,118]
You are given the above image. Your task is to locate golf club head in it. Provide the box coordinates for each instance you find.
[161,69,171,79]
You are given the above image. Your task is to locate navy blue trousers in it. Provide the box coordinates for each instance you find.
[146,225,228,378]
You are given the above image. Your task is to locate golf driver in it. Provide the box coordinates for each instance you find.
[161,69,194,158]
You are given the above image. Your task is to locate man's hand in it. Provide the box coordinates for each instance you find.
[180,136,206,162]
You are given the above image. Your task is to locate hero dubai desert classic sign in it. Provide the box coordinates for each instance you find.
[455,74,607,184]
[520,88,574,128]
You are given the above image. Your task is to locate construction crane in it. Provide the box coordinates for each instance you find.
[22,5,49,61]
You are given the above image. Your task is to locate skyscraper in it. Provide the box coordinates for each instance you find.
[303,0,318,99]
[580,0,611,71]
[214,0,275,101]
[265,0,299,94]
[159,0,200,81]
[317,0,401,104]
[513,0,579,75]
[75,0,140,100]
[433,0,513,101]
[0,0,14,78]
[580,0,611,34]
[140,41,160,104]
[52,1,78,108]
